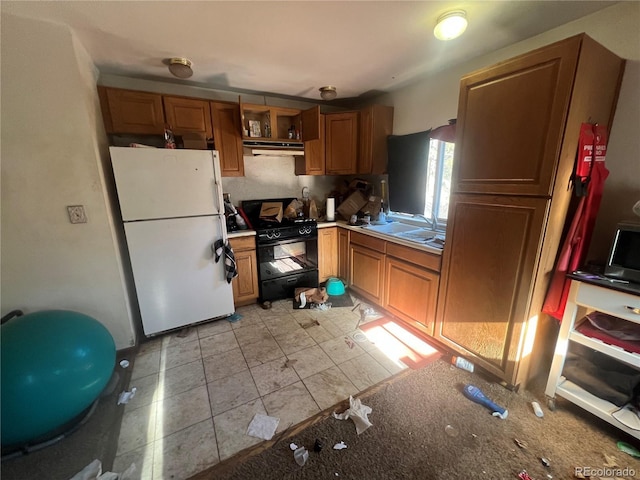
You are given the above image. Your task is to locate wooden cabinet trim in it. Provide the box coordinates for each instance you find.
[386,242,441,273]
[350,231,386,253]
[229,236,256,251]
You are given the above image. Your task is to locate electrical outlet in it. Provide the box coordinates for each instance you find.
[67,205,87,224]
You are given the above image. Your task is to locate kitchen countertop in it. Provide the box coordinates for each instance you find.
[228,220,443,255]
[227,229,256,239]
[324,220,444,256]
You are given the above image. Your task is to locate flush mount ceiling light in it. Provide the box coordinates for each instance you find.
[434,10,468,41]
[319,86,337,101]
[168,57,193,78]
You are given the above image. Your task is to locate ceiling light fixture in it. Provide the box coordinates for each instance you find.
[434,10,468,41]
[168,57,193,78]
[319,86,337,101]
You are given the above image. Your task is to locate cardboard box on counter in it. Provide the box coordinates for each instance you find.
[362,195,381,215]
[336,190,368,220]
[260,202,283,223]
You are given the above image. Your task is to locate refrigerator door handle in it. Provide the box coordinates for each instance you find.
[212,151,225,215]
[220,214,228,243]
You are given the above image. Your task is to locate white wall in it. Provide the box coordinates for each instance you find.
[1,14,136,349]
[383,1,640,262]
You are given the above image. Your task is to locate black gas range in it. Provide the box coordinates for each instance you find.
[242,198,319,302]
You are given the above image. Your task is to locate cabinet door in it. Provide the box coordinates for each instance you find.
[435,194,548,381]
[296,114,325,175]
[358,105,393,174]
[163,96,213,137]
[211,102,245,177]
[232,249,259,306]
[454,36,581,196]
[349,243,385,304]
[326,112,358,175]
[301,106,321,142]
[338,228,350,283]
[318,227,338,283]
[105,88,165,134]
[229,237,259,306]
[384,257,438,336]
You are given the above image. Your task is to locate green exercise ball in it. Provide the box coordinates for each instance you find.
[1,310,116,447]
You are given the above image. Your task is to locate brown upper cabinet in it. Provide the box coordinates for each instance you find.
[359,105,394,174]
[325,112,359,175]
[98,87,245,177]
[210,102,245,177]
[453,35,622,197]
[163,96,213,138]
[296,107,325,175]
[100,87,165,135]
[239,99,320,143]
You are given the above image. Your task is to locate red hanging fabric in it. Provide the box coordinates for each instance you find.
[542,124,609,321]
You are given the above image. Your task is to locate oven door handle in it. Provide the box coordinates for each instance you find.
[257,235,317,247]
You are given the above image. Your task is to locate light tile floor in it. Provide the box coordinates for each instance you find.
[113,298,409,480]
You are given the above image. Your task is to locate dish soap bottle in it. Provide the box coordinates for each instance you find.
[380,179,390,216]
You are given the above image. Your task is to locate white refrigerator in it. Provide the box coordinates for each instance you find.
[109,146,234,336]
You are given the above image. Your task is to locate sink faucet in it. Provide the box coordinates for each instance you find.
[413,213,439,231]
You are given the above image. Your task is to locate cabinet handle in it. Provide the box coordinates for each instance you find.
[625,305,640,315]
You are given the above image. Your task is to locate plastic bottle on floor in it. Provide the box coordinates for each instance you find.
[451,356,474,372]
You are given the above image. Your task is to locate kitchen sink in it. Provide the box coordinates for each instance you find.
[361,222,417,234]
[396,229,445,249]
[362,222,445,249]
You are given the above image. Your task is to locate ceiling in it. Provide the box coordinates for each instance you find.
[2,1,617,102]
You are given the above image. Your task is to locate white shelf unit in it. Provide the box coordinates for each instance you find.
[545,279,640,439]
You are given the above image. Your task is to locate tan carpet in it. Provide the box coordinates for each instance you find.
[193,359,640,480]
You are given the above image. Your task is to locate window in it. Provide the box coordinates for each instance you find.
[387,122,455,230]
[425,138,454,225]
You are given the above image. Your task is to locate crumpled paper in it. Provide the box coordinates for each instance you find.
[332,396,372,434]
[69,459,136,480]
[246,413,280,440]
[117,388,137,405]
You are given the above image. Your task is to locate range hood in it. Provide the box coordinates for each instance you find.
[243,140,304,156]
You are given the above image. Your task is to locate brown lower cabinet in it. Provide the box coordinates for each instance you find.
[384,252,439,337]
[337,228,350,283]
[349,232,386,305]
[435,194,548,383]
[318,227,338,282]
[228,236,259,307]
[348,231,441,334]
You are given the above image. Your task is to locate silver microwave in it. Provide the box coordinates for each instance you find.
[604,221,640,284]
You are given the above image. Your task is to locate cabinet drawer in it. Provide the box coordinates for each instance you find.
[576,283,640,324]
[229,236,256,252]
[386,242,441,272]
[350,231,386,253]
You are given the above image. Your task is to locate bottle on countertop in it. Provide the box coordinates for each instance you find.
[380,179,390,215]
